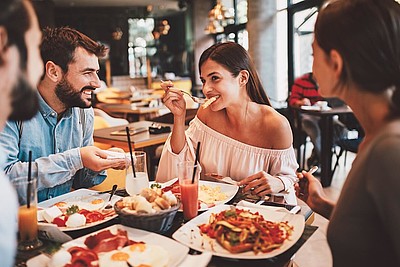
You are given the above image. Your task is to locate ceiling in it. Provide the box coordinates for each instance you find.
[52,0,188,16]
[53,0,179,7]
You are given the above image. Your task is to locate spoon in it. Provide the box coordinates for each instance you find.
[103,184,118,209]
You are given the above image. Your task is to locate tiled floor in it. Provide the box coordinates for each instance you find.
[292,146,356,267]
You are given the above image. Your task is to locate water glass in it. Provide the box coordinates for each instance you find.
[11,176,42,251]
[125,151,149,196]
[178,161,200,221]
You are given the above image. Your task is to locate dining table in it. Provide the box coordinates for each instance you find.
[95,103,168,122]
[16,189,317,267]
[295,105,353,187]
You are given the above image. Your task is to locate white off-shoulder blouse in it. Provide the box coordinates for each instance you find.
[156,116,299,204]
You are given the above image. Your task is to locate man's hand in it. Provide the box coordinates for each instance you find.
[107,147,130,170]
[80,146,128,172]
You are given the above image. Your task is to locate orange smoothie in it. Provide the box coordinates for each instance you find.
[18,205,38,242]
[180,181,199,220]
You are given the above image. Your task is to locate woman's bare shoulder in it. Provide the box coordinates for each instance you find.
[260,106,293,148]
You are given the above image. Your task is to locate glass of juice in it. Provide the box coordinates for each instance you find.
[11,176,42,251]
[125,151,149,196]
[178,161,200,221]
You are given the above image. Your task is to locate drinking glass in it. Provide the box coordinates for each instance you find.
[11,176,42,251]
[125,151,149,196]
[178,161,200,221]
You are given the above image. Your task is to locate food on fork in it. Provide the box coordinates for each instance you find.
[202,95,218,109]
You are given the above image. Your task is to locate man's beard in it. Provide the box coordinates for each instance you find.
[55,78,95,109]
[8,73,39,121]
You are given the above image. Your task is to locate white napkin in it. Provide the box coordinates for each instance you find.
[38,223,72,243]
[236,200,289,213]
[236,200,301,214]
[102,150,129,159]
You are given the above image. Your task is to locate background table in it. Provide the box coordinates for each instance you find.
[96,103,167,122]
[296,105,353,187]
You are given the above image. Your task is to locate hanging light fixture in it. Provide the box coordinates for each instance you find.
[204,0,227,34]
[153,19,171,40]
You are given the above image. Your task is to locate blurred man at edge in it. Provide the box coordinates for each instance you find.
[0,0,42,266]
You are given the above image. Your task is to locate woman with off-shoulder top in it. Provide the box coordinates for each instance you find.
[156,42,298,205]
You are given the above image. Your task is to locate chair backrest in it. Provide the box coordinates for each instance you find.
[93,108,129,128]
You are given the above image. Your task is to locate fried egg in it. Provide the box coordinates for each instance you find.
[123,243,169,267]
[98,250,130,267]
[53,201,68,212]
[48,249,72,267]
[71,197,105,211]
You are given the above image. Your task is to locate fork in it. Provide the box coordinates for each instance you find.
[180,90,206,104]
[161,80,206,104]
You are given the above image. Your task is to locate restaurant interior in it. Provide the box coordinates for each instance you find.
[13,0,362,266]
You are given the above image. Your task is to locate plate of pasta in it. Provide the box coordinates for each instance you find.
[172,204,305,259]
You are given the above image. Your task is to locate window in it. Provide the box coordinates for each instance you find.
[287,0,323,89]
[293,7,317,78]
[213,0,248,49]
[128,18,156,78]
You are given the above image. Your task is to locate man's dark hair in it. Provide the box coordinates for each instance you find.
[40,26,108,75]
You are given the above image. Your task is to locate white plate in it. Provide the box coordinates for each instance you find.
[27,224,190,267]
[301,105,332,111]
[172,204,305,259]
[38,189,122,232]
[151,179,239,211]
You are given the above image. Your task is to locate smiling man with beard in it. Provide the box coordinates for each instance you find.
[0,26,128,202]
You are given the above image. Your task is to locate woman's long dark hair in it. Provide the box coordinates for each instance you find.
[199,42,271,106]
[315,0,400,117]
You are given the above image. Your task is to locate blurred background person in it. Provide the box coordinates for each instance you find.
[289,71,348,168]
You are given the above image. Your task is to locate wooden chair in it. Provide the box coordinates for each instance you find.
[90,108,129,191]
[149,108,198,176]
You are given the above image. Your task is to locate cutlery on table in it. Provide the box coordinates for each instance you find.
[205,173,238,185]
[103,184,118,210]
[90,188,125,196]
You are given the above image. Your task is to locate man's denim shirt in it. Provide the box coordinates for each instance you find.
[0,93,105,202]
